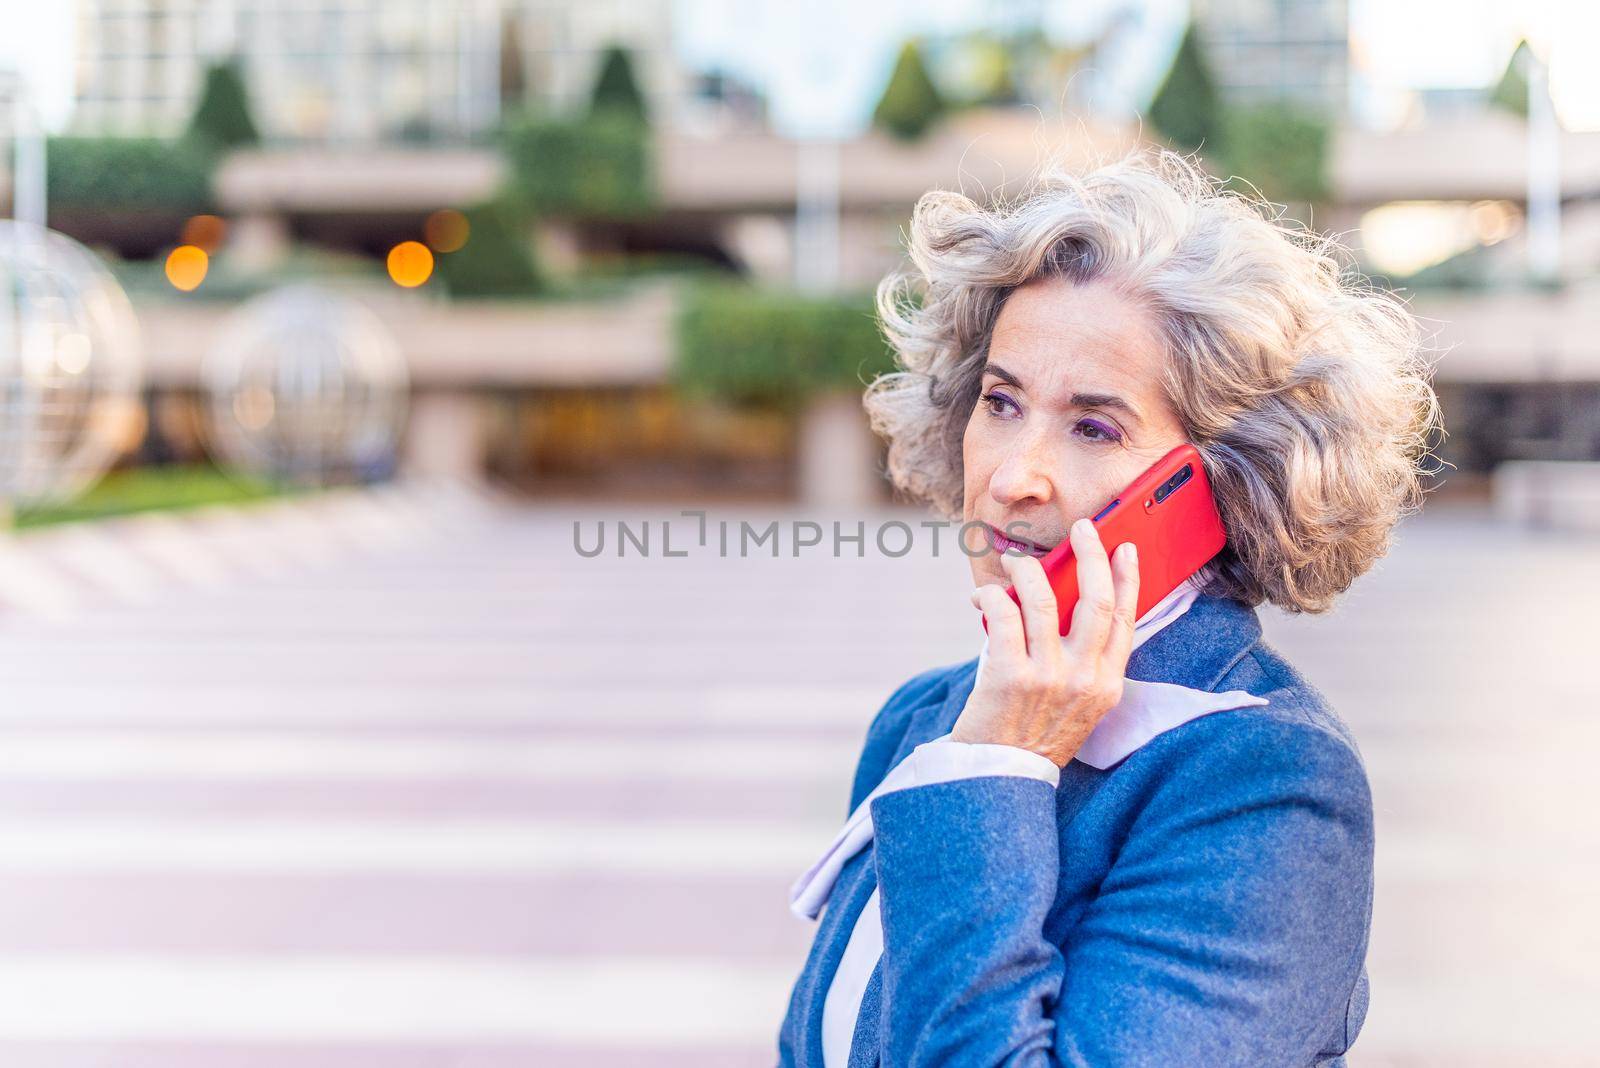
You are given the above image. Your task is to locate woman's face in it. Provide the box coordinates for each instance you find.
[961,276,1189,590]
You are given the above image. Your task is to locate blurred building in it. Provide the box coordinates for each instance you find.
[513,0,680,118]
[1192,0,1349,113]
[70,0,678,144]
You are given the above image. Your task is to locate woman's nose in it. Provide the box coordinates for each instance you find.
[988,430,1056,506]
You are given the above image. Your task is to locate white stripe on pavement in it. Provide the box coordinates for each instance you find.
[0,954,794,1044]
[0,819,830,874]
[0,732,860,782]
[0,684,894,726]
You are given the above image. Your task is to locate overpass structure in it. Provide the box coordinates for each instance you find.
[130,276,1600,392]
[211,114,1600,221]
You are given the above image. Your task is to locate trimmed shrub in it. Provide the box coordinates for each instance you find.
[501,111,652,218]
[187,59,261,150]
[436,199,543,298]
[1489,40,1531,119]
[47,137,213,213]
[873,41,946,142]
[589,45,649,123]
[674,284,895,410]
[1148,24,1223,155]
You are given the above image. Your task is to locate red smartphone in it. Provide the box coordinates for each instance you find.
[984,443,1226,637]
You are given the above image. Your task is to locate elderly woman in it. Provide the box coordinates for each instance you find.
[776,152,1438,1067]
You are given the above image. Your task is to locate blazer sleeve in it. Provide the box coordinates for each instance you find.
[866,712,1375,1067]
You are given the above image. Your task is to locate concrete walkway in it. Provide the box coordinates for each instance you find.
[0,496,1591,1066]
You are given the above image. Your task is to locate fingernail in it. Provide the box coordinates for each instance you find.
[1073,517,1091,537]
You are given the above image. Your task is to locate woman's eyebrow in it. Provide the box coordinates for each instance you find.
[982,363,1142,424]
[1070,391,1143,424]
[982,362,1025,389]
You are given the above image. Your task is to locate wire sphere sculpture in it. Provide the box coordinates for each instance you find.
[0,221,143,506]
[202,286,409,486]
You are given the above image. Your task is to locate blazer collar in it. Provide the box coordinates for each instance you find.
[1126,590,1262,691]
[899,592,1262,758]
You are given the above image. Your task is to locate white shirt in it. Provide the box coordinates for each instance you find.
[789,573,1270,1068]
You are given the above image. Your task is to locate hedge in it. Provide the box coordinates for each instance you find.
[500,112,652,218]
[1219,103,1331,204]
[46,137,213,213]
[674,284,897,409]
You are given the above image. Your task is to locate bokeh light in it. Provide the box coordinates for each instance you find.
[164,245,209,291]
[180,214,228,253]
[386,241,434,287]
[423,209,470,253]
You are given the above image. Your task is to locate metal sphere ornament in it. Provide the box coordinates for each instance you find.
[0,221,144,506]
[202,285,409,486]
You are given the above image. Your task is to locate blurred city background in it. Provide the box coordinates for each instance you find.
[0,0,1595,1065]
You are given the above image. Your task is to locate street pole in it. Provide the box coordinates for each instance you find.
[795,135,841,294]
[1526,48,1560,285]
[11,79,45,231]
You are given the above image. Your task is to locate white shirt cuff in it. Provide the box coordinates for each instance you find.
[891,732,1062,791]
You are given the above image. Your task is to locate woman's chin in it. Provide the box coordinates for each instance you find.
[971,559,1006,590]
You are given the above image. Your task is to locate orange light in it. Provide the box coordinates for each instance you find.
[387,241,434,287]
[165,245,209,291]
[423,208,470,253]
[181,214,228,253]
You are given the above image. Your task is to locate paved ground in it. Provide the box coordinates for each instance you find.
[0,492,1592,1066]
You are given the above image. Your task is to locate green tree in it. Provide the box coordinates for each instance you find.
[1148,24,1223,155]
[1489,39,1531,119]
[588,45,648,123]
[873,41,946,141]
[186,59,260,150]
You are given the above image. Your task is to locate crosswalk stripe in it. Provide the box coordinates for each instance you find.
[0,818,831,874]
[0,955,795,1044]
[0,685,893,726]
[0,732,861,781]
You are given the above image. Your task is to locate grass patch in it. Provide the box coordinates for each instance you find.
[13,465,294,530]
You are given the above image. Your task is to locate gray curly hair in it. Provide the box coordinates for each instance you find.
[864,150,1440,614]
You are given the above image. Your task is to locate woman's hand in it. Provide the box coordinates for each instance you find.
[952,518,1140,766]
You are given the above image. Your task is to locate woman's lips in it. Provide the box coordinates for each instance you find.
[985,523,1055,558]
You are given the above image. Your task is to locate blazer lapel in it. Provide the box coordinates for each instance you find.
[846,958,885,1067]
[795,846,879,1066]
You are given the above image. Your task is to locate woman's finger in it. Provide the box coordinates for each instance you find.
[999,551,1061,662]
[971,583,1027,665]
[1101,541,1141,671]
[1063,518,1116,664]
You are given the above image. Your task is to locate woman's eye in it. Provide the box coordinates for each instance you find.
[1075,418,1122,443]
[980,391,1019,417]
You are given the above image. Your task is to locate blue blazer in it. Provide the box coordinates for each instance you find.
[778,593,1373,1067]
